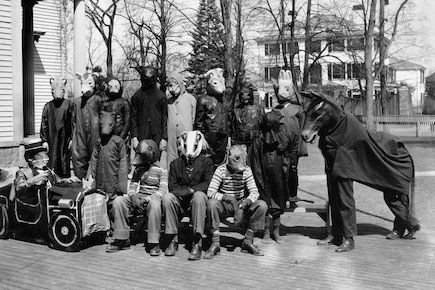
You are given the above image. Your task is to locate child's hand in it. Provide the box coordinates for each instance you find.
[222,194,236,204]
[32,171,49,186]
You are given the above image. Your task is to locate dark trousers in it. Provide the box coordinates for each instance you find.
[327,174,357,238]
[206,198,267,234]
[162,191,207,235]
[383,191,419,233]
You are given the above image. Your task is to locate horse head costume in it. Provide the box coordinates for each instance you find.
[49,77,68,100]
[299,91,419,239]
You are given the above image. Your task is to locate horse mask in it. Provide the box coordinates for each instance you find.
[178,131,209,164]
[135,66,158,90]
[227,145,248,173]
[299,91,343,143]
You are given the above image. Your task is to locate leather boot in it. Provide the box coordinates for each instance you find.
[403,223,421,239]
[386,230,403,240]
[262,216,272,244]
[203,244,220,259]
[188,243,202,260]
[241,229,264,256]
[106,239,130,253]
[317,234,343,246]
[335,237,355,253]
[164,236,178,256]
[272,216,283,244]
[149,244,161,256]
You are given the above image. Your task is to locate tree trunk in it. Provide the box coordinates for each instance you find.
[365,0,377,130]
[301,0,311,90]
[160,0,167,93]
[280,0,289,69]
[106,40,113,76]
[289,0,296,86]
[220,0,234,109]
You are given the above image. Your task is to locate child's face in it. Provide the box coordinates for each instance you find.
[30,151,49,169]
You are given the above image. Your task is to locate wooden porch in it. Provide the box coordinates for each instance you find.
[0,211,434,289]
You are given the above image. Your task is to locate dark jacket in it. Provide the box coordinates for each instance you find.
[168,155,214,198]
[40,98,73,177]
[102,96,131,140]
[130,87,168,144]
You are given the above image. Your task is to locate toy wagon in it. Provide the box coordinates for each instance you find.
[0,181,108,252]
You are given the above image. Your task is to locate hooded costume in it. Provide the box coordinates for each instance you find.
[72,71,105,179]
[130,67,168,145]
[88,111,128,201]
[40,98,73,177]
[166,73,196,166]
[102,77,131,140]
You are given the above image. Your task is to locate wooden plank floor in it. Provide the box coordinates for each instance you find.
[0,212,434,290]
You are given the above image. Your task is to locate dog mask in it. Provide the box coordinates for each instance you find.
[178,131,209,164]
[227,145,248,173]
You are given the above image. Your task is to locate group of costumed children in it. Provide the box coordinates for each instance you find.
[16,66,304,260]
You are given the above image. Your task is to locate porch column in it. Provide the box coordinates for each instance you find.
[22,0,38,136]
[73,0,86,98]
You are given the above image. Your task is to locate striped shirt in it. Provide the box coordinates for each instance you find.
[128,163,168,197]
[207,164,259,204]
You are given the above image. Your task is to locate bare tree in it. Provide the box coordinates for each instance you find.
[86,0,120,76]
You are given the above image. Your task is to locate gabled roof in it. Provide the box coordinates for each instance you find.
[389,57,425,70]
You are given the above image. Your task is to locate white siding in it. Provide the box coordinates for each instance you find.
[0,0,14,142]
[33,0,62,133]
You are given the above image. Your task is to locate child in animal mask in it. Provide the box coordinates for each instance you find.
[101,77,131,141]
[166,73,196,168]
[162,130,214,260]
[204,145,268,259]
[106,139,168,255]
[40,77,73,178]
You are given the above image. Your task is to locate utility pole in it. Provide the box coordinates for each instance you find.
[364,0,377,130]
[302,0,311,90]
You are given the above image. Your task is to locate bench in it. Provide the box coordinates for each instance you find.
[284,200,331,234]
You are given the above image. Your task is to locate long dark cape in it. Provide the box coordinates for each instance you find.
[320,112,413,195]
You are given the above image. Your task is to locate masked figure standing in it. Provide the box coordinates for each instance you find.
[40,78,73,177]
[166,73,196,167]
[130,66,168,156]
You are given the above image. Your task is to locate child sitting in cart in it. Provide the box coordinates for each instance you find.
[14,139,79,203]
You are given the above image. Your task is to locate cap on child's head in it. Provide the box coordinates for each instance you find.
[23,138,46,161]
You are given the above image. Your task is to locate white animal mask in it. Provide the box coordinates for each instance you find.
[178,131,209,163]
[274,69,297,102]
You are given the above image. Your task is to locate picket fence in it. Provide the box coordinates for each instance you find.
[361,115,435,137]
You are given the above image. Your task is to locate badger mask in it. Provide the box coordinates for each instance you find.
[178,131,209,165]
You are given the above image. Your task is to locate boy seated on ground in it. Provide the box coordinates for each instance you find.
[204,145,268,259]
[14,139,79,204]
[106,139,168,255]
[162,130,214,260]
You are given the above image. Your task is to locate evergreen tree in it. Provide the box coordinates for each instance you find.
[188,0,225,76]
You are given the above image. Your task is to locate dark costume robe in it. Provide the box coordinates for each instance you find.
[194,95,230,166]
[319,112,413,195]
[102,96,131,140]
[130,87,168,145]
[40,99,73,177]
[251,114,297,216]
[89,135,128,201]
[71,94,102,179]
[231,104,264,147]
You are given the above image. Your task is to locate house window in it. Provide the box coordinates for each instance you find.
[286,41,299,55]
[309,63,322,84]
[265,43,280,56]
[265,92,274,108]
[328,38,345,52]
[264,66,281,82]
[347,63,365,79]
[420,70,425,84]
[387,67,396,83]
[328,63,345,80]
[308,40,321,54]
[348,38,365,51]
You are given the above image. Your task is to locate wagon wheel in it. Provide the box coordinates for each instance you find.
[0,204,9,239]
[48,213,81,252]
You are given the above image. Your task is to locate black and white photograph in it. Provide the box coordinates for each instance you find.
[0,0,435,288]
